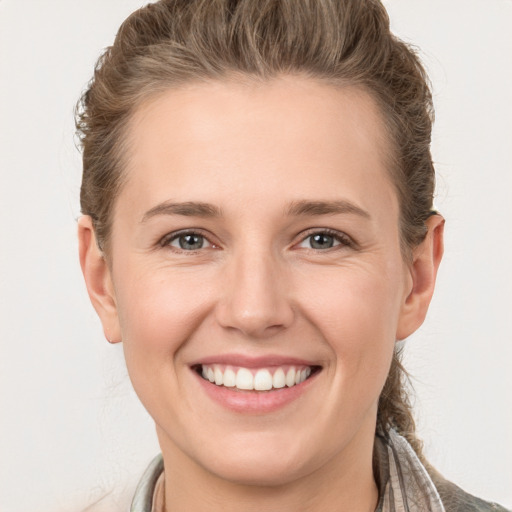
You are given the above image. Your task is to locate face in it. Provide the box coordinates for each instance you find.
[88,77,421,486]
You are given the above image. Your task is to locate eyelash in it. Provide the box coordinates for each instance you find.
[159,228,356,253]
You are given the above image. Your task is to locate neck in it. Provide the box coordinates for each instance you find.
[157,422,379,512]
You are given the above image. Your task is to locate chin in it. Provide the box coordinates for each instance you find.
[202,452,312,487]
[187,428,331,487]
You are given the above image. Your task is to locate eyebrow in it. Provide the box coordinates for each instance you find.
[141,199,371,223]
[141,201,222,223]
[285,200,371,219]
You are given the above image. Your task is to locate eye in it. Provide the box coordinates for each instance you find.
[162,231,214,251]
[307,233,337,250]
[297,230,353,250]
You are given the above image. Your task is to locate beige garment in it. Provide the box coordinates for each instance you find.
[151,472,165,512]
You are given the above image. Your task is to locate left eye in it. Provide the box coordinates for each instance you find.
[297,231,350,250]
[167,233,211,251]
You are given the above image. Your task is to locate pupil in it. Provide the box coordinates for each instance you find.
[179,234,203,250]
[311,234,333,249]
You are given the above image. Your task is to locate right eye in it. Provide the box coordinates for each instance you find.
[162,231,214,251]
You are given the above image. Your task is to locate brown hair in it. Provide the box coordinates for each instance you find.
[76,0,435,461]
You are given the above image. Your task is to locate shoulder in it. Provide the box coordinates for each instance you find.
[429,469,511,512]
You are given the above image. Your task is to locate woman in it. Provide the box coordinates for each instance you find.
[76,1,509,511]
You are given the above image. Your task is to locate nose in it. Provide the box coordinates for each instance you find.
[214,249,294,339]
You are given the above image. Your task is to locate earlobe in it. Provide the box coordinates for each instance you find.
[78,216,122,344]
[396,215,445,341]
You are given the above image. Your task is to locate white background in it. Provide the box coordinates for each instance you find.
[0,1,511,511]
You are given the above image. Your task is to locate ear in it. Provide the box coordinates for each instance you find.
[78,216,122,343]
[396,214,445,341]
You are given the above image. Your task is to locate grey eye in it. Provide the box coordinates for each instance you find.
[172,233,205,250]
[308,233,336,249]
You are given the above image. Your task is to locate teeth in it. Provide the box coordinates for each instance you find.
[223,368,236,387]
[272,368,286,389]
[254,369,273,391]
[200,364,314,391]
[236,368,254,390]
[214,367,223,385]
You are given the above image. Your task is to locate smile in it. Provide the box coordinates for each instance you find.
[198,364,316,391]
[190,356,322,413]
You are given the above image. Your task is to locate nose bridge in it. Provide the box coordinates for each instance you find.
[216,241,293,337]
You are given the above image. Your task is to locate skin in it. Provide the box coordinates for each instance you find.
[78,77,444,512]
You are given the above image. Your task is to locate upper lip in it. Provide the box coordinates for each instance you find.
[189,353,321,368]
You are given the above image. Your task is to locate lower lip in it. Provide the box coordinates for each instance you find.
[193,369,319,414]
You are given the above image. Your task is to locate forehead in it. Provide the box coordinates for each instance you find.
[120,76,397,219]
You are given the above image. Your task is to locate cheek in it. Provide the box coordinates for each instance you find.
[303,263,403,337]
[300,264,402,387]
[112,261,220,426]
[113,261,217,362]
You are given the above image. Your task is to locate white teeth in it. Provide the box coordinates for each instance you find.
[285,368,296,387]
[214,367,223,385]
[223,368,236,387]
[200,364,315,391]
[272,368,286,389]
[235,368,254,390]
[254,369,273,391]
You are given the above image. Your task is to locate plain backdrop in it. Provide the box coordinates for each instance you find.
[0,1,511,511]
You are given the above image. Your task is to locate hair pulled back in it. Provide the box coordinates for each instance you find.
[76,0,435,461]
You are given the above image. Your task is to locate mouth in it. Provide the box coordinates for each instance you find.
[192,363,322,392]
